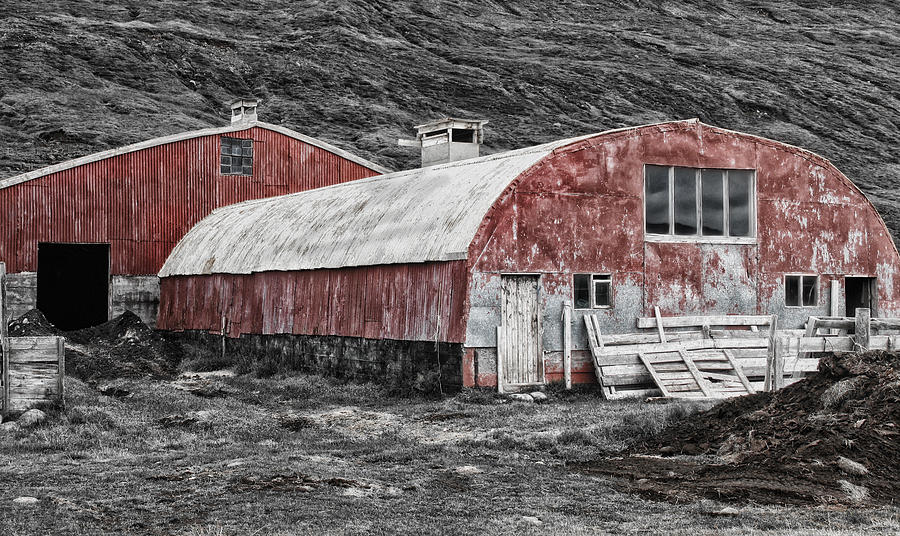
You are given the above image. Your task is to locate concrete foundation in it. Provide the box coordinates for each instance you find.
[111,275,160,328]
[3,272,159,328]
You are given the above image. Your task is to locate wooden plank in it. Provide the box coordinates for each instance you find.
[8,349,61,364]
[855,308,871,351]
[638,352,672,397]
[774,336,786,390]
[562,303,572,390]
[653,306,668,343]
[1,336,7,415]
[830,280,840,334]
[598,331,704,345]
[597,337,766,357]
[0,261,6,339]
[1,260,7,413]
[7,337,61,350]
[57,336,65,406]
[764,315,778,392]
[636,315,773,329]
[496,326,505,395]
[722,349,756,394]
[678,350,713,397]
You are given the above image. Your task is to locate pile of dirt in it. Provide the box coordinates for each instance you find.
[8,309,182,380]
[578,351,900,506]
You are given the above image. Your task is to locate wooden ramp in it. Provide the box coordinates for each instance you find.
[584,313,766,400]
[636,347,754,399]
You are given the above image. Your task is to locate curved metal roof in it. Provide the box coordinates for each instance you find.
[163,118,843,277]
[159,133,593,276]
[0,121,389,190]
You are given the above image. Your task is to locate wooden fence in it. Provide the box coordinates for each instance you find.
[0,262,66,415]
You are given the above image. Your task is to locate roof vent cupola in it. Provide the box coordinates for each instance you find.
[230,98,259,125]
[399,117,487,167]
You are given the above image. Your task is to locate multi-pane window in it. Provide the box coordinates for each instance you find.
[785,275,818,307]
[574,274,612,309]
[221,137,253,175]
[644,165,754,238]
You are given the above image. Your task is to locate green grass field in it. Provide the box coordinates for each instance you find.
[2,373,899,535]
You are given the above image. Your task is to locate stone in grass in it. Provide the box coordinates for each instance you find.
[508,393,534,403]
[17,409,47,428]
[0,421,19,433]
[836,456,869,476]
[529,391,548,403]
[13,497,39,506]
[838,479,870,504]
[454,465,484,475]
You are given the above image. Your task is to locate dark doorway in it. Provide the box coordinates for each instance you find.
[845,276,877,317]
[37,243,110,330]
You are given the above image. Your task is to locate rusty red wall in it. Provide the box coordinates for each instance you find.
[158,261,468,343]
[0,126,380,275]
[465,121,900,386]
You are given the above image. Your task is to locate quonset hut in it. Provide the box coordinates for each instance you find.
[158,120,900,390]
[0,100,386,329]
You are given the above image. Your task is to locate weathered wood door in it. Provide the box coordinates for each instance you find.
[499,275,543,390]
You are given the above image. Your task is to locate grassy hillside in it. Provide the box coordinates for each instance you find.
[1,1,899,234]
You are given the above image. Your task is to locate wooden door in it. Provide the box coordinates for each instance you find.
[499,275,543,390]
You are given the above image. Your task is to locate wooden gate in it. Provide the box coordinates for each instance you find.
[498,275,543,391]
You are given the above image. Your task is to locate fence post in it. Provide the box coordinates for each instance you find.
[562,302,572,390]
[764,315,778,392]
[1,262,7,415]
[855,308,871,351]
[496,326,505,394]
[774,336,785,390]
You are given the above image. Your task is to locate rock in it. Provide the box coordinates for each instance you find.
[13,497,39,506]
[836,456,869,476]
[0,422,19,433]
[522,516,543,525]
[508,393,534,403]
[454,465,484,475]
[838,479,870,504]
[529,391,548,403]
[17,409,47,428]
[98,384,130,397]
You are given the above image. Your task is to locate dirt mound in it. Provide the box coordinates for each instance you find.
[8,309,59,337]
[578,351,900,505]
[8,309,182,380]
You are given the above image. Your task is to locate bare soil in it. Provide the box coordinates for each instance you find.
[9,309,181,380]
[578,351,900,506]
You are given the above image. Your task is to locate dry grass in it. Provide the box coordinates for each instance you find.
[1,373,899,535]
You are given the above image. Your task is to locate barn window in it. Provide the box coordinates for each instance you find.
[574,273,612,309]
[220,137,253,175]
[644,165,755,239]
[785,275,818,307]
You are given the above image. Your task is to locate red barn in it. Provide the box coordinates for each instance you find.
[0,100,387,329]
[157,119,900,390]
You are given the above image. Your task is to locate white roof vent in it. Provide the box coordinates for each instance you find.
[399,117,487,167]
[230,98,259,125]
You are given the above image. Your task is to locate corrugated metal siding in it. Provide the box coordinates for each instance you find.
[1,126,380,275]
[159,134,598,276]
[157,261,468,343]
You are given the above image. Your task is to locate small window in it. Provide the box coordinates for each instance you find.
[785,275,817,307]
[574,273,612,309]
[220,137,253,175]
